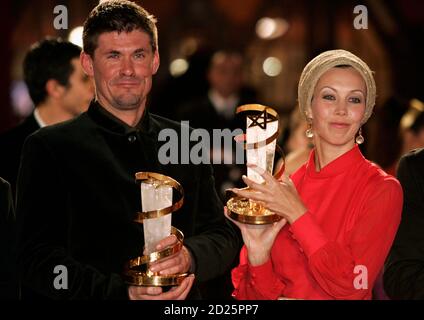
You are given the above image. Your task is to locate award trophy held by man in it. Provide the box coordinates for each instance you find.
[123,172,188,286]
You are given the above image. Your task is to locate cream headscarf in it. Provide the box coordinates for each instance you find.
[298,49,376,124]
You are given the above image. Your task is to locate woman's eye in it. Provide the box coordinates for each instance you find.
[323,94,335,101]
[349,97,362,103]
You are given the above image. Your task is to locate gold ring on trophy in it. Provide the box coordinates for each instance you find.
[127,227,184,267]
[134,172,184,221]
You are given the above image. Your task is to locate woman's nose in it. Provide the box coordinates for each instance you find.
[334,101,348,116]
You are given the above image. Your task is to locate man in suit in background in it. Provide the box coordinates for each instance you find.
[384,148,424,299]
[0,38,93,195]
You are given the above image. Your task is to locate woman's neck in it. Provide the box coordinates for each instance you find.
[313,139,355,171]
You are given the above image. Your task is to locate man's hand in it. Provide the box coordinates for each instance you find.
[148,235,192,275]
[128,275,195,300]
[127,234,195,300]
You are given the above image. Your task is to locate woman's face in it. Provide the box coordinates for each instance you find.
[309,67,366,150]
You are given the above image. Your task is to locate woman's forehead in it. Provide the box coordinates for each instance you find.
[315,67,366,91]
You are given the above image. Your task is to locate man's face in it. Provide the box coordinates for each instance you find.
[208,54,243,98]
[82,30,159,111]
[61,58,94,116]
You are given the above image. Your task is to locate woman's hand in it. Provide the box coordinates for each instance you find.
[229,164,308,225]
[224,207,287,266]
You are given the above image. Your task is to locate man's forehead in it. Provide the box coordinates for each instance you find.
[96,30,152,50]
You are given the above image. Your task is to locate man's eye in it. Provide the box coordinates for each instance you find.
[134,53,145,59]
[108,54,119,59]
[323,95,335,100]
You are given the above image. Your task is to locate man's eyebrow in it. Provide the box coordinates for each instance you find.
[106,50,121,55]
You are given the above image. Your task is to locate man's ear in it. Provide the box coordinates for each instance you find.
[80,52,94,77]
[45,79,65,99]
[152,50,160,75]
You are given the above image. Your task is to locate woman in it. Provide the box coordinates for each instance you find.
[226,49,403,300]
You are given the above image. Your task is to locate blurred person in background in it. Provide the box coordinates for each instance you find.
[0,38,94,195]
[278,106,314,176]
[400,99,424,155]
[177,49,256,131]
[384,147,424,299]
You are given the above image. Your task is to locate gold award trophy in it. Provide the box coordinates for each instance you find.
[123,172,188,286]
[227,104,284,224]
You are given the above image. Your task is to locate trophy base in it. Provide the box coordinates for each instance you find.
[227,196,281,225]
[123,270,189,287]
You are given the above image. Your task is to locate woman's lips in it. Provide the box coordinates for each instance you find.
[330,122,350,129]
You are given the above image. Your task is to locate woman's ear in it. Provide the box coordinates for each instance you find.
[305,109,313,120]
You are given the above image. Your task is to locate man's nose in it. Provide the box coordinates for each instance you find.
[120,57,135,76]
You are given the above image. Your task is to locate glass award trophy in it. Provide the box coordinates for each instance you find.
[123,172,188,286]
[226,104,284,224]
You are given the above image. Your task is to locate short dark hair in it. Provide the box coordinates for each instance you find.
[83,0,158,57]
[23,38,81,106]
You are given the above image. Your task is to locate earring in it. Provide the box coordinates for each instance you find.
[305,122,314,138]
[355,127,364,144]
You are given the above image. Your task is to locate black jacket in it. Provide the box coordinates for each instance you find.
[384,148,424,299]
[0,177,18,299]
[0,114,40,198]
[16,101,241,299]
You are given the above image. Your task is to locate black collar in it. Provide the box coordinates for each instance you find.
[87,100,152,136]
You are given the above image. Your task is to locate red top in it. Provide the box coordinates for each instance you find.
[232,145,403,300]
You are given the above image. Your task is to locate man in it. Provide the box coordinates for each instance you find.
[16,0,240,300]
[384,148,424,299]
[0,177,18,299]
[178,50,256,132]
[0,38,94,195]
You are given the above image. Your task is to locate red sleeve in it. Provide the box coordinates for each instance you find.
[290,178,403,299]
[231,246,286,300]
